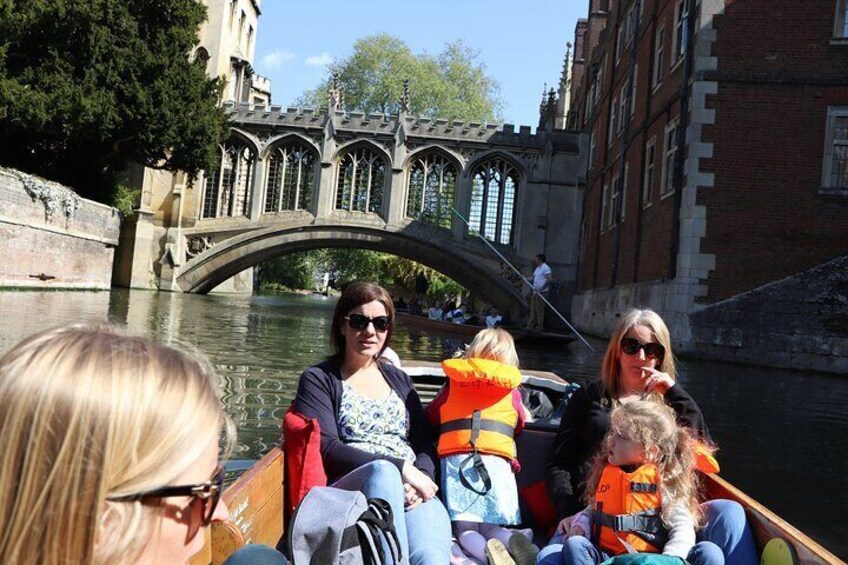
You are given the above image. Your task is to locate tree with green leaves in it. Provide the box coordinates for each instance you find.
[297,33,503,123]
[0,0,228,203]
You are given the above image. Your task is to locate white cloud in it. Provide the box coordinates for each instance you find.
[304,52,333,67]
[261,49,296,70]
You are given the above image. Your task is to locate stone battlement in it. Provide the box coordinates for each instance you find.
[223,102,566,148]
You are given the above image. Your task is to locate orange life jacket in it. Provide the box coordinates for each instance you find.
[694,441,720,474]
[591,464,669,555]
[437,357,521,461]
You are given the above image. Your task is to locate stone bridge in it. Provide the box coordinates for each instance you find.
[116,100,585,320]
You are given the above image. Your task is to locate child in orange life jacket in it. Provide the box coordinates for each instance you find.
[425,328,537,565]
[560,400,723,565]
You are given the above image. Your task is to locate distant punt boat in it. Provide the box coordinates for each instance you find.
[395,311,577,345]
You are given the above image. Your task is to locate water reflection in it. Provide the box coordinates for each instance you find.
[0,289,844,558]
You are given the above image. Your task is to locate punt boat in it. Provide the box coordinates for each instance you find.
[396,312,577,345]
[190,362,843,565]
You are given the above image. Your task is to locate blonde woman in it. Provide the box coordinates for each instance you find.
[562,400,722,564]
[0,324,260,564]
[541,308,757,565]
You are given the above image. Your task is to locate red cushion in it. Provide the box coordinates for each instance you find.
[520,480,558,534]
[283,407,327,516]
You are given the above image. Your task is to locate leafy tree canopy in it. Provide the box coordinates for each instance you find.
[0,0,229,202]
[297,34,503,123]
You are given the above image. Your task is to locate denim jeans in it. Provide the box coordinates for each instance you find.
[221,544,288,565]
[536,499,757,565]
[333,460,452,565]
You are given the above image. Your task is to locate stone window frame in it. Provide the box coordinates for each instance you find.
[672,0,689,70]
[660,117,680,198]
[404,151,459,230]
[264,140,318,214]
[642,136,657,208]
[201,138,256,220]
[600,181,611,234]
[334,145,388,215]
[467,157,521,246]
[608,94,618,146]
[653,24,666,89]
[229,0,238,30]
[618,84,628,135]
[630,63,639,119]
[834,0,848,41]
[821,106,848,194]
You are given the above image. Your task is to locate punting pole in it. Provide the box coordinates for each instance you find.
[449,205,594,352]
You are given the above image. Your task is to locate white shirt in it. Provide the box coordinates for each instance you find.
[485,314,502,328]
[533,263,552,292]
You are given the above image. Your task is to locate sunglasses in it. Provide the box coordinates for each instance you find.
[620,337,665,359]
[108,465,225,527]
[345,314,392,333]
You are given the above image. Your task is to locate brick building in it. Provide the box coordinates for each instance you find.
[566,0,848,347]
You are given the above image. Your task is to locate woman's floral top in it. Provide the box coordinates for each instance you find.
[338,382,416,463]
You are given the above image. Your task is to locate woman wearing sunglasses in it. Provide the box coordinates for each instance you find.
[540,308,758,565]
[0,323,277,564]
[292,281,451,565]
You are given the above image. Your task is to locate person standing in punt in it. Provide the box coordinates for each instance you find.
[292,282,452,565]
[541,308,758,565]
[0,324,250,564]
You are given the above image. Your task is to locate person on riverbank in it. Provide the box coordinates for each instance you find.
[0,324,281,564]
[292,282,451,565]
[426,328,538,565]
[526,254,552,332]
[557,400,723,565]
[541,308,758,565]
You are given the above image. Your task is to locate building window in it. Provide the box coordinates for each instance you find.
[653,26,665,87]
[336,146,387,213]
[614,163,628,223]
[601,182,610,232]
[619,84,628,132]
[630,64,639,118]
[202,139,255,219]
[469,158,520,245]
[589,128,597,167]
[643,137,657,205]
[406,153,457,229]
[229,0,237,29]
[247,25,254,53]
[836,0,848,38]
[265,142,316,213]
[238,12,246,46]
[608,171,620,229]
[616,26,624,62]
[661,119,680,196]
[822,107,848,191]
[609,96,618,144]
[673,0,689,62]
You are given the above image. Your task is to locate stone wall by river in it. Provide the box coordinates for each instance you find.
[0,168,121,290]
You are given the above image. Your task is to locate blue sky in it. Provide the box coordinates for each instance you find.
[253,1,585,128]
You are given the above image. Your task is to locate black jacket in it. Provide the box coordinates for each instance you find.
[545,380,710,518]
[293,359,437,483]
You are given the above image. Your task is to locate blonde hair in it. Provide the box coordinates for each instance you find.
[601,308,676,399]
[0,324,235,565]
[582,400,705,528]
[464,328,519,367]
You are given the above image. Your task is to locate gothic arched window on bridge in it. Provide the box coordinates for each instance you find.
[335,146,386,214]
[264,143,316,213]
[406,153,457,229]
[468,158,519,245]
[202,140,255,219]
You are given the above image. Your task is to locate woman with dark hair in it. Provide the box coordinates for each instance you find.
[292,282,452,565]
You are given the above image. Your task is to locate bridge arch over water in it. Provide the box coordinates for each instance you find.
[120,104,585,321]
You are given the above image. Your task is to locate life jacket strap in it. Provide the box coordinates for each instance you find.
[440,417,515,438]
[455,410,493,496]
[592,509,664,534]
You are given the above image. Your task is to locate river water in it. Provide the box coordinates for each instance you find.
[0,289,845,558]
